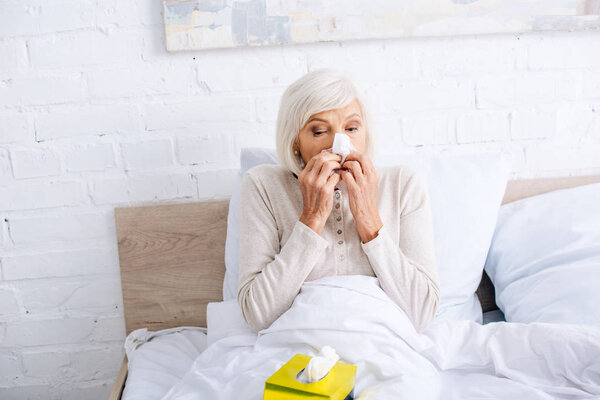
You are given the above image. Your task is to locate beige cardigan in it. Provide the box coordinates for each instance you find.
[237,164,440,333]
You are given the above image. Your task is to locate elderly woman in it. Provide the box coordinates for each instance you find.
[237,68,439,334]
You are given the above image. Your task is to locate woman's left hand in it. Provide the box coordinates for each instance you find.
[339,151,383,244]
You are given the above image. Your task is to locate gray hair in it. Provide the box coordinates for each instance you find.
[275,68,377,175]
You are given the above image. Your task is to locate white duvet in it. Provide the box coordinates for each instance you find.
[160,275,600,400]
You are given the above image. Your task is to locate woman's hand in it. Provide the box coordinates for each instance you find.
[340,151,382,243]
[298,151,342,235]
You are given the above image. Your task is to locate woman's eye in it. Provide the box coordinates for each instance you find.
[347,127,358,132]
[313,131,326,136]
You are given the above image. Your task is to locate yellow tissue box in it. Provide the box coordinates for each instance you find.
[263,354,357,400]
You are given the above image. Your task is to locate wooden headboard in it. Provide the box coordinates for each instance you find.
[115,174,600,334]
[115,200,228,334]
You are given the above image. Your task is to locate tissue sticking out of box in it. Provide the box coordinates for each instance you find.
[297,345,341,384]
[264,352,357,399]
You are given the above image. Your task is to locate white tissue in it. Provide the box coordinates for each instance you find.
[323,133,356,177]
[331,133,355,164]
[297,345,340,383]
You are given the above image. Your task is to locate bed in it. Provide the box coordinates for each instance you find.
[109,173,600,400]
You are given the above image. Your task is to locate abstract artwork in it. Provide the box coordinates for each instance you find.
[163,0,600,52]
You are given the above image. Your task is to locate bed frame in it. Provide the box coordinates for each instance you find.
[108,173,600,400]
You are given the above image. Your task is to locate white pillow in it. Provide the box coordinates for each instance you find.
[223,148,279,301]
[484,182,600,324]
[376,153,510,323]
[224,148,511,324]
[206,299,257,346]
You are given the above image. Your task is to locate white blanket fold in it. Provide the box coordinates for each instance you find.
[160,275,600,400]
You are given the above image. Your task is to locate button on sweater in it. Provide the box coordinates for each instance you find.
[237,163,440,333]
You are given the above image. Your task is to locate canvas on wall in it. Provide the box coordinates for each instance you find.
[163,0,600,51]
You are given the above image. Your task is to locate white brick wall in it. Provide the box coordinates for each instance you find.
[61,142,116,172]
[0,42,28,74]
[0,0,599,398]
[6,212,115,245]
[456,111,510,144]
[0,74,85,107]
[10,148,62,179]
[28,31,143,69]
[0,113,32,144]
[0,181,86,211]
[35,104,140,141]
[120,139,174,170]
[2,248,117,280]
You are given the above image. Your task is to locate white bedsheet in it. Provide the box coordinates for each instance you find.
[122,327,208,400]
[158,275,600,400]
[118,309,514,400]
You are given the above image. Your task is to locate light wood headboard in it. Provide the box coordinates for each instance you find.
[115,200,228,334]
[115,174,600,334]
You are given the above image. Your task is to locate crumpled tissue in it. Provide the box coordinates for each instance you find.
[297,345,341,383]
[322,133,356,178]
[328,132,356,165]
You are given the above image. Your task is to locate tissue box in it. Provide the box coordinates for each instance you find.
[263,354,357,400]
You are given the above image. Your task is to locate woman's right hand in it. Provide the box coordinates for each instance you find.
[298,151,342,235]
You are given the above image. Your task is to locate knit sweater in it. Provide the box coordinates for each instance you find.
[237,163,440,333]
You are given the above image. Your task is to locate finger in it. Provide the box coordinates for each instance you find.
[342,150,362,163]
[358,152,375,174]
[313,153,340,173]
[340,170,358,193]
[303,155,318,175]
[310,152,339,173]
[303,152,328,176]
[342,160,364,185]
[316,160,342,184]
[325,169,341,190]
[318,150,343,163]
[303,152,342,181]
[343,151,368,174]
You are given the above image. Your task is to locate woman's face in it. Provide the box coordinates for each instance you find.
[295,98,367,166]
